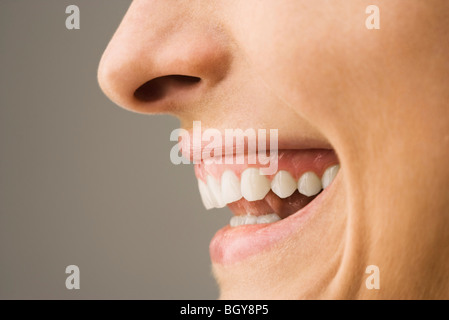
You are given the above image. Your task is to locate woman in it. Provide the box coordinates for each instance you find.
[97,0,449,299]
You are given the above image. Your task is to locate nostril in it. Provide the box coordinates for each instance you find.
[134,75,201,102]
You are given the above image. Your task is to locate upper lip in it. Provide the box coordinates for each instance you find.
[177,128,333,162]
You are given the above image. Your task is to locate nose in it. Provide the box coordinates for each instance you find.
[98,0,231,115]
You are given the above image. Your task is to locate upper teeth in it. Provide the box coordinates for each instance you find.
[221,170,242,204]
[321,165,340,189]
[297,171,322,197]
[271,170,297,198]
[198,164,340,210]
[206,175,226,208]
[240,168,271,201]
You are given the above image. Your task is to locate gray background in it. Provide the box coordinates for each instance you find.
[0,0,228,299]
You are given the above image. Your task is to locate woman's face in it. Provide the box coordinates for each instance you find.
[98,0,449,299]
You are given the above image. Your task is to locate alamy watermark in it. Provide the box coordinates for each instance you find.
[170,121,279,175]
[65,265,80,290]
[365,265,380,290]
[65,5,80,30]
[365,5,380,30]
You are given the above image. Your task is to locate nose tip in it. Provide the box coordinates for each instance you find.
[97,2,231,115]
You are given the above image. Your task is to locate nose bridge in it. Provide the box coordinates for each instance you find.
[97,0,231,114]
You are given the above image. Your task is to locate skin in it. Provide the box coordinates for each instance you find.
[98,0,449,299]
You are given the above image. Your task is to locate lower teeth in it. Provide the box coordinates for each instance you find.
[229,213,281,227]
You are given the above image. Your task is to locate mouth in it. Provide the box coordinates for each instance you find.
[195,149,340,265]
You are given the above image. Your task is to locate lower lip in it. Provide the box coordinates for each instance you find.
[209,182,334,265]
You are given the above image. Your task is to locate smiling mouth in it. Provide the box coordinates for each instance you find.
[194,149,340,264]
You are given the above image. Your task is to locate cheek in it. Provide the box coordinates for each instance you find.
[230,0,449,225]
[230,1,374,137]
[231,1,445,136]
[234,1,448,165]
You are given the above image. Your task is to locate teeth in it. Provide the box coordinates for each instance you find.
[241,214,258,225]
[298,171,322,197]
[257,213,281,224]
[206,175,226,208]
[321,164,340,189]
[198,179,216,210]
[229,215,242,227]
[271,170,297,198]
[230,213,280,227]
[240,168,271,201]
[221,170,243,204]
[198,164,340,210]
